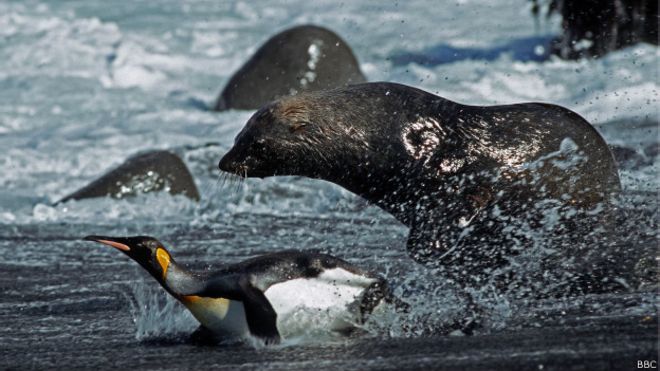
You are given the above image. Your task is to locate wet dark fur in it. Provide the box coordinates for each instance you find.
[220,82,623,292]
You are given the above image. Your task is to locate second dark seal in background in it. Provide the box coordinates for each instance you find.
[57,150,199,204]
[213,25,366,111]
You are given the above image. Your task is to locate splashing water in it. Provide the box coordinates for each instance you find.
[125,280,197,341]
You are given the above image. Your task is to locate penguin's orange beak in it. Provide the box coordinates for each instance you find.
[83,235,131,252]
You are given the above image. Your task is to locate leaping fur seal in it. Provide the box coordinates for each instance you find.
[218,82,621,280]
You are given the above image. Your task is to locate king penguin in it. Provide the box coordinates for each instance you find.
[83,235,400,344]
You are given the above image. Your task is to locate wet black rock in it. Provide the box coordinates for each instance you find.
[531,0,658,59]
[213,25,366,111]
[56,150,200,204]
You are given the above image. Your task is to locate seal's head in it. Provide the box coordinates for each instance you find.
[219,93,373,180]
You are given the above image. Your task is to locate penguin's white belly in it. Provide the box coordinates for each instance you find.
[182,296,249,337]
[263,268,377,336]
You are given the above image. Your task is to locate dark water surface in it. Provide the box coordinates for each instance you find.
[0,215,657,370]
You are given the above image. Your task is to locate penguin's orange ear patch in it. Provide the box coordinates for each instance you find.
[156,248,170,279]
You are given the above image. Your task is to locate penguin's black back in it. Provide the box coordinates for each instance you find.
[210,250,380,292]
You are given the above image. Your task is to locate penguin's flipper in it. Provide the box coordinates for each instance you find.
[238,277,281,344]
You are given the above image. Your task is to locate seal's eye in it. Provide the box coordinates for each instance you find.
[290,121,308,133]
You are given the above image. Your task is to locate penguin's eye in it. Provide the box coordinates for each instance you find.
[146,241,158,249]
[290,121,308,133]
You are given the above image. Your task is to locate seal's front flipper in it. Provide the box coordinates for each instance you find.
[386,293,412,314]
[406,195,487,268]
[360,278,411,319]
[238,278,281,345]
[406,222,460,266]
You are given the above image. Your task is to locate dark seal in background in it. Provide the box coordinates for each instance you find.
[213,25,366,111]
[57,150,199,204]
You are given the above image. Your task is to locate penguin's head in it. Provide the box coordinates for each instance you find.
[84,235,173,282]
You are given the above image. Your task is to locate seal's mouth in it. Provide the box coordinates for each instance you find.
[219,156,258,178]
[219,147,273,179]
[218,151,244,177]
[228,163,249,178]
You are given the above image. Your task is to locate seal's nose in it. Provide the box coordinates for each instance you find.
[218,146,238,172]
[219,149,244,175]
[219,147,253,178]
[218,155,231,172]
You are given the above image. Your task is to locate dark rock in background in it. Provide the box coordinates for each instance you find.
[57,150,200,204]
[531,0,658,59]
[214,25,366,111]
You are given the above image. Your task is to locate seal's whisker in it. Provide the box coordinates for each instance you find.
[228,173,236,190]
[202,171,222,199]
[210,171,223,197]
[235,174,245,194]
[221,172,229,188]
[198,174,210,198]
[219,172,230,190]
[219,171,247,195]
